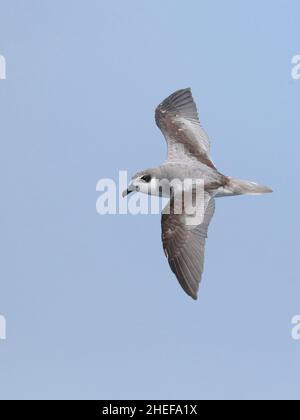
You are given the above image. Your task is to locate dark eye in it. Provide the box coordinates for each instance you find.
[141,174,152,183]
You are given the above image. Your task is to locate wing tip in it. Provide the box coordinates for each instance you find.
[156,87,194,110]
[155,87,198,129]
[190,292,198,301]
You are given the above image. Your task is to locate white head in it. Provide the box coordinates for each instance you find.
[122,169,172,198]
[123,170,156,197]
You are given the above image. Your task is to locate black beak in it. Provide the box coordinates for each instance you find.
[122,188,133,197]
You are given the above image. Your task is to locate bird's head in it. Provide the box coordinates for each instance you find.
[122,169,159,197]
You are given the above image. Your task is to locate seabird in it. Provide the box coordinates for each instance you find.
[123,88,272,300]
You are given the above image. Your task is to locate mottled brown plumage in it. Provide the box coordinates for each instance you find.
[124,88,272,299]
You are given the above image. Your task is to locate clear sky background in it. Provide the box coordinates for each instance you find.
[0,0,299,400]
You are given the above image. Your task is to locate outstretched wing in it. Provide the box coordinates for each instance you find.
[155,88,215,168]
[161,192,215,300]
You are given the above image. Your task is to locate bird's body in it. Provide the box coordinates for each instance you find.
[134,163,227,197]
[124,88,272,300]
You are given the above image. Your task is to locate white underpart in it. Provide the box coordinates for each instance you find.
[214,186,238,198]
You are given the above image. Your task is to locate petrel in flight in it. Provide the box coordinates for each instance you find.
[123,89,272,300]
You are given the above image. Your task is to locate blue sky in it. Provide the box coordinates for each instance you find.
[0,0,299,400]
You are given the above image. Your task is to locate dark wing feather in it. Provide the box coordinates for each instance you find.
[161,192,215,300]
[155,88,215,168]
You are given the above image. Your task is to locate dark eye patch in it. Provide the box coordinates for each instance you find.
[141,174,152,183]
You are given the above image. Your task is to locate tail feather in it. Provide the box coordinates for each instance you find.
[226,178,273,196]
